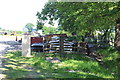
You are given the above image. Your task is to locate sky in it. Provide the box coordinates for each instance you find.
[0,0,48,31]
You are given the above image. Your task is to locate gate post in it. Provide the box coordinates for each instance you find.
[22,33,31,57]
[59,36,64,53]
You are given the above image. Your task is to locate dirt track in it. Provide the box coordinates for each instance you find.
[0,35,22,41]
[0,36,22,79]
[0,35,22,54]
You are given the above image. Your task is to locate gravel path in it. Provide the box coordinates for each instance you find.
[0,40,21,79]
[0,41,21,54]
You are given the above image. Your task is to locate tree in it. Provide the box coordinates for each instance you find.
[24,23,34,33]
[16,31,23,35]
[37,2,120,51]
[115,18,120,51]
[42,26,56,35]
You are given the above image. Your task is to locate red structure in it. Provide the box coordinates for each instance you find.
[31,37,43,44]
[31,34,67,52]
[44,34,67,41]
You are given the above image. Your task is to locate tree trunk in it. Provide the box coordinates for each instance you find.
[114,18,120,52]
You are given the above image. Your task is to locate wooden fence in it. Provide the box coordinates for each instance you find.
[31,36,114,54]
[43,36,89,54]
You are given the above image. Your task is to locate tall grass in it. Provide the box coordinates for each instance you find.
[32,52,115,78]
[3,47,119,78]
[97,47,119,78]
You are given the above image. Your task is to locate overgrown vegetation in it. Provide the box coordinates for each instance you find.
[2,47,119,79]
[97,47,119,78]
[36,2,120,52]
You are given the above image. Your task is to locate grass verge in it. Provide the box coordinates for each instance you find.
[2,47,119,79]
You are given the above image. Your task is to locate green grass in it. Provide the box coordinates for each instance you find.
[2,48,119,79]
[96,47,120,79]
[32,53,114,78]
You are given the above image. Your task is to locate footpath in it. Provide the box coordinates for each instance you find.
[0,41,21,79]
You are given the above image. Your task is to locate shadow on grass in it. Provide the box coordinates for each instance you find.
[1,51,43,79]
[32,53,108,78]
[1,51,114,79]
[101,59,119,79]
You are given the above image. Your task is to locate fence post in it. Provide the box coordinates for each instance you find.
[77,43,79,53]
[22,33,31,57]
[59,36,64,54]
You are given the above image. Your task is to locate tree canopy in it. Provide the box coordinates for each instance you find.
[24,23,34,33]
[36,2,120,35]
[42,26,56,35]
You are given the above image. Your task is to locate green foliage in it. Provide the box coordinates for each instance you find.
[42,26,56,35]
[42,26,70,35]
[97,47,119,78]
[36,20,43,30]
[36,2,120,36]
[97,47,119,61]
[16,31,23,35]
[24,23,34,33]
